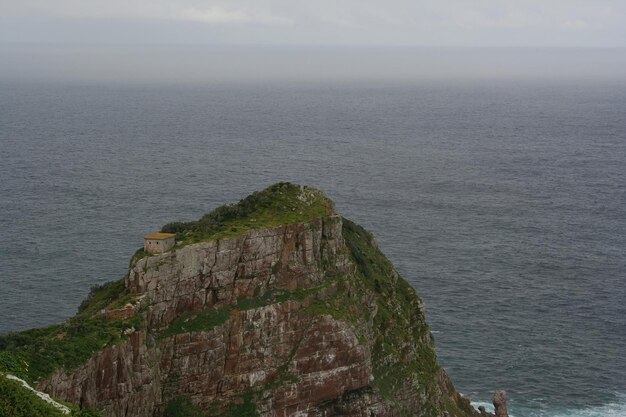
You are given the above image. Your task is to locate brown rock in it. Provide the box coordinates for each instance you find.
[493,390,509,417]
[37,208,484,417]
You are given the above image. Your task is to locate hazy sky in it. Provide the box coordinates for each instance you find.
[1,0,625,46]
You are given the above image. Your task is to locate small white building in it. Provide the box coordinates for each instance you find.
[144,232,176,254]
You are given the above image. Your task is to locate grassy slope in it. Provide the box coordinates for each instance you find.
[0,374,67,417]
[161,182,333,244]
[339,219,443,415]
[129,182,333,265]
[341,218,477,417]
[0,278,142,384]
[0,373,102,417]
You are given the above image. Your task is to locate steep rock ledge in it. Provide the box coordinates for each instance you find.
[38,214,375,417]
[127,215,350,330]
[2,183,490,417]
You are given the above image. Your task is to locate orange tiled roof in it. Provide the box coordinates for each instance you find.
[144,232,176,240]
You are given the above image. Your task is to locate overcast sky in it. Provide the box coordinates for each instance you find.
[1,0,625,46]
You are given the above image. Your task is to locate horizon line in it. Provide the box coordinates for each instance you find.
[2,42,626,50]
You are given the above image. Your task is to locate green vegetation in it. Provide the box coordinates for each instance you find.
[342,218,443,415]
[165,397,205,417]
[160,279,338,340]
[0,351,28,381]
[161,183,333,244]
[0,374,102,417]
[78,279,133,316]
[158,276,343,342]
[265,332,307,392]
[305,275,370,332]
[234,289,276,311]
[152,215,450,415]
[155,214,448,415]
[223,389,259,417]
[0,183,471,416]
[0,278,143,384]
[129,248,150,267]
[159,307,232,339]
[0,375,67,417]
[165,389,259,417]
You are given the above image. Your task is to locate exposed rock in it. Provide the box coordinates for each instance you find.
[103,303,135,320]
[125,215,350,331]
[22,184,496,417]
[493,390,509,417]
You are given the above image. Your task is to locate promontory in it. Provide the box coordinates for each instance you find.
[0,183,505,417]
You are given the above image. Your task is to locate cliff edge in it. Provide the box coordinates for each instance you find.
[0,183,490,417]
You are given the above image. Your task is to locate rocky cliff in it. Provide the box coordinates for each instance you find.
[0,183,491,417]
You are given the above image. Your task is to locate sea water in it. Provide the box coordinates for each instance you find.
[0,47,625,417]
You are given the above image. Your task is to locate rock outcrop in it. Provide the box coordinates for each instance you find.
[492,391,509,417]
[2,183,497,417]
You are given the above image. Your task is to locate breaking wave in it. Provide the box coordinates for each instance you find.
[473,393,626,417]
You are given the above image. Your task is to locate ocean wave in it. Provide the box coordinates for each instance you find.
[472,393,626,417]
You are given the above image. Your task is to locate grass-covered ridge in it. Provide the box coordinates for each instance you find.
[0,279,143,384]
[341,218,450,416]
[161,183,333,244]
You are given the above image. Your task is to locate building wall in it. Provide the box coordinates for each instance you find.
[144,237,175,254]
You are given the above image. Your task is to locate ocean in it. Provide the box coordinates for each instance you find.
[0,46,625,417]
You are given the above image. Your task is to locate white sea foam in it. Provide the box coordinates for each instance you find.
[472,394,626,417]
[548,396,626,417]
[472,400,497,415]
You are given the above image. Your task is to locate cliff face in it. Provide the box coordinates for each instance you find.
[3,184,482,417]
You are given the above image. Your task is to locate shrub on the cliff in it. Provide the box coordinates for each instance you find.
[0,277,142,383]
[224,389,259,417]
[0,375,67,417]
[0,352,28,380]
[161,182,331,243]
[342,218,443,414]
[77,279,126,315]
[159,307,232,339]
[72,408,103,417]
[165,397,205,417]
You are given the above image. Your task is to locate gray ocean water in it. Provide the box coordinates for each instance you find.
[1,50,625,416]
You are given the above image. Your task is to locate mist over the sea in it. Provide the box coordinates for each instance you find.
[2,45,626,84]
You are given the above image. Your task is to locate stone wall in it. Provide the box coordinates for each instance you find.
[144,237,175,254]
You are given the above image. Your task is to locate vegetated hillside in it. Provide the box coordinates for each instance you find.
[0,183,484,417]
[0,372,100,417]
